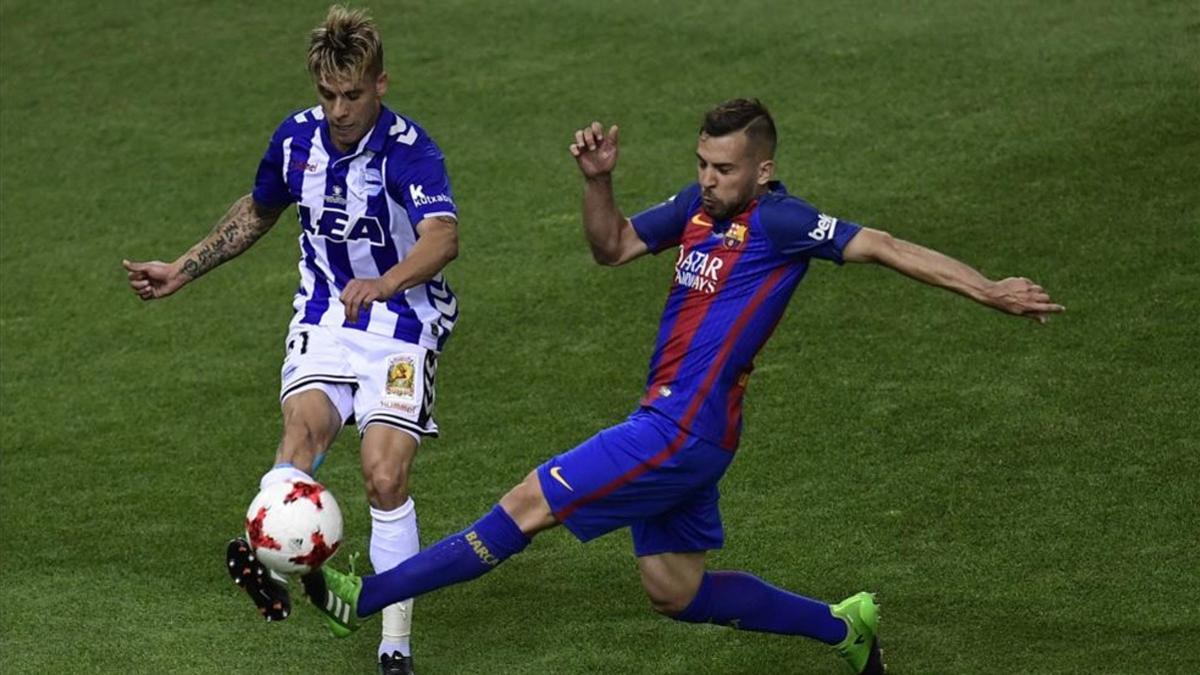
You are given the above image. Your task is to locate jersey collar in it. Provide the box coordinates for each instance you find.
[361,105,396,154]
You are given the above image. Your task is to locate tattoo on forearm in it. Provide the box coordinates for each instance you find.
[180,196,281,279]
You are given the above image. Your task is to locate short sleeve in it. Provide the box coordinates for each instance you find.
[391,141,457,224]
[630,183,700,253]
[252,125,294,209]
[760,197,861,264]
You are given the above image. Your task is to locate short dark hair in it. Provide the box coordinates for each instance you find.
[700,98,777,158]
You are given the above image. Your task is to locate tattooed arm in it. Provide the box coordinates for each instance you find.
[176,194,287,280]
[123,194,287,301]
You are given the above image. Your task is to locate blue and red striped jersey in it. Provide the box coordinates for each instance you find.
[630,181,861,450]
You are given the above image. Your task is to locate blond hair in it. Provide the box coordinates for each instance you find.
[307,5,383,82]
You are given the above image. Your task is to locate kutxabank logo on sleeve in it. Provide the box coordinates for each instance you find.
[408,184,454,208]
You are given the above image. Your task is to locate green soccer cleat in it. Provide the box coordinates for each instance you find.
[301,556,365,638]
[831,591,886,674]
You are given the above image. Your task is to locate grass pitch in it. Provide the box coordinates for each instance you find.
[2,1,1198,673]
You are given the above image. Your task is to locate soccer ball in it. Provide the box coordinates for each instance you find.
[244,479,343,575]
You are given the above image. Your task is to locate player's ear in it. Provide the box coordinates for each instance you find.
[375,71,389,97]
[756,159,775,186]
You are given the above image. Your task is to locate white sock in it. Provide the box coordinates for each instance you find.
[370,499,419,658]
[258,464,312,491]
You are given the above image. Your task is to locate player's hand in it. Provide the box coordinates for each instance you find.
[123,259,187,301]
[340,277,396,324]
[569,122,619,179]
[985,277,1065,324]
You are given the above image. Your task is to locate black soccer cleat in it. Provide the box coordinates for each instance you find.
[862,637,885,675]
[378,651,415,675]
[225,537,291,621]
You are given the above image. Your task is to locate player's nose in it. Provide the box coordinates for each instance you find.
[331,98,349,120]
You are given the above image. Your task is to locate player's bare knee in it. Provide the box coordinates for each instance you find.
[358,424,419,509]
[363,466,411,509]
[280,390,340,448]
[498,472,541,515]
[498,471,557,535]
[644,587,691,616]
[638,554,705,618]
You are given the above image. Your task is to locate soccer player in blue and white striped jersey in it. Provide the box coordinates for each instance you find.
[123,6,452,673]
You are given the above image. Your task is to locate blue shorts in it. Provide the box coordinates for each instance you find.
[536,408,735,557]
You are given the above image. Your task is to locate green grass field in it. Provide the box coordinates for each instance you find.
[2,1,1198,672]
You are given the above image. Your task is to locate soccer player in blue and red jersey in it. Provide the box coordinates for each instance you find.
[123,6,458,673]
[303,99,1064,673]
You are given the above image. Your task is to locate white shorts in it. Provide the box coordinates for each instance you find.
[279,325,439,439]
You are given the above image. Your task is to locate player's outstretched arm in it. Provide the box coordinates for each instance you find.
[339,215,459,323]
[569,121,648,266]
[123,194,286,301]
[842,227,1065,323]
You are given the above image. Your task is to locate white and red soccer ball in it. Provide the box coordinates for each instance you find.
[244,479,343,575]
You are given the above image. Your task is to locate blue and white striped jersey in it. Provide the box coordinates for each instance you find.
[253,104,458,352]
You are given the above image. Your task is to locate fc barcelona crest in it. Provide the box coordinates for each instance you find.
[722,223,748,249]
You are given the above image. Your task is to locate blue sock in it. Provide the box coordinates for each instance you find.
[674,571,848,645]
[309,452,327,474]
[358,505,530,616]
